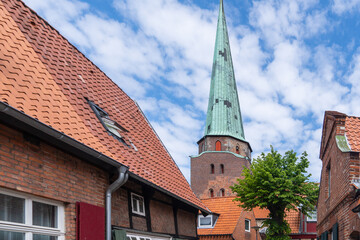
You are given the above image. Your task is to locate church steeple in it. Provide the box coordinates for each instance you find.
[191,0,251,199]
[204,0,245,142]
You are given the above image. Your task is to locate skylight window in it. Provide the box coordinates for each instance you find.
[86,98,129,145]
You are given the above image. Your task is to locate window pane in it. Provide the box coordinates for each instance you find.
[33,234,57,240]
[139,200,144,213]
[33,201,58,228]
[200,216,212,225]
[245,220,250,230]
[0,193,25,223]
[0,230,25,240]
[132,198,138,212]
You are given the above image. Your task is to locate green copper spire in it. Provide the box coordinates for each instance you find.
[204,0,245,141]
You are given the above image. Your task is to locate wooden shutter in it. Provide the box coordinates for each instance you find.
[113,229,126,240]
[76,202,105,240]
[332,223,338,240]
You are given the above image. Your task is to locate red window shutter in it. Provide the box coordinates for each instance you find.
[76,202,105,240]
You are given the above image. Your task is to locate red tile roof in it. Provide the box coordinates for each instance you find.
[345,116,360,152]
[0,0,207,211]
[285,209,300,234]
[198,197,243,235]
[253,207,269,219]
[253,207,300,233]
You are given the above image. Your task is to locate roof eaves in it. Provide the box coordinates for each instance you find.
[129,172,211,214]
[0,101,128,172]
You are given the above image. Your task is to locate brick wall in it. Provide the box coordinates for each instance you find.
[198,136,251,159]
[112,179,197,237]
[317,115,360,239]
[232,211,257,240]
[0,123,199,239]
[191,151,250,198]
[0,123,108,240]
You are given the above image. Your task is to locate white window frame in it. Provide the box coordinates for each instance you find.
[126,232,169,240]
[0,188,65,240]
[307,209,317,222]
[245,219,251,232]
[131,193,145,216]
[198,215,213,228]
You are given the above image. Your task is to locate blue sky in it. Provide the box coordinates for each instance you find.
[23,0,360,182]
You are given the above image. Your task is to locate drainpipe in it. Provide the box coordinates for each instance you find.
[106,166,129,240]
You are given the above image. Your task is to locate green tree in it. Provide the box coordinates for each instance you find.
[230,147,318,240]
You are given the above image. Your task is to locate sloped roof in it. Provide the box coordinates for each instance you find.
[345,116,360,152]
[253,207,269,219]
[0,0,207,211]
[204,0,246,142]
[198,197,242,235]
[253,207,300,233]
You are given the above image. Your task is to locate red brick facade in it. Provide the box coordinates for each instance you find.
[191,136,251,199]
[317,111,360,239]
[0,122,199,239]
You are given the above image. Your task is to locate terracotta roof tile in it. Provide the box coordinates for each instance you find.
[346,116,360,152]
[198,197,242,235]
[253,207,300,233]
[285,209,300,233]
[0,0,207,211]
[253,207,269,219]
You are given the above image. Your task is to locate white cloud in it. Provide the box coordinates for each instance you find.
[332,0,360,14]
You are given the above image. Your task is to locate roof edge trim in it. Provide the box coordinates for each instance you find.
[197,135,252,152]
[0,101,128,170]
[191,151,249,160]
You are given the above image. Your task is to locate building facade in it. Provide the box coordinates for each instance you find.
[0,0,209,240]
[317,111,360,239]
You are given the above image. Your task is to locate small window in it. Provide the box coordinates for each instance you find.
[0,189,65,240]
[127,234,152,240]
[220,164,224,174]
[198,215,213,228]
[210,164,215,174]
[87,99,128,144]
[209,189,214,198]
[220,189,225,197]
[245,219,250,232]
[327,163,331,197]
[236,145,240,154]
[131,193,145,216]
[215,141,221,151]
[307,209,317,222]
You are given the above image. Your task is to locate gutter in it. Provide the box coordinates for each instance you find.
[0,102,127,171]
[106,166,129,240]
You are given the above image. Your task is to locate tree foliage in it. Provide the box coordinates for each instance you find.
[230,147,319,240]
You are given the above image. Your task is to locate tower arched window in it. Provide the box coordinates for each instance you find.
[210,189,214,198]
[210,164,215,174]
[220,189,225,197]
[236,145,240,154]
[220,164,224,174]
[215,141,221,151]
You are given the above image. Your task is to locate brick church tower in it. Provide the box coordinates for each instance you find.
[191,0,252,199]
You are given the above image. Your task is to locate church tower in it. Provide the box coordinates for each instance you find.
[191,0,252,199]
